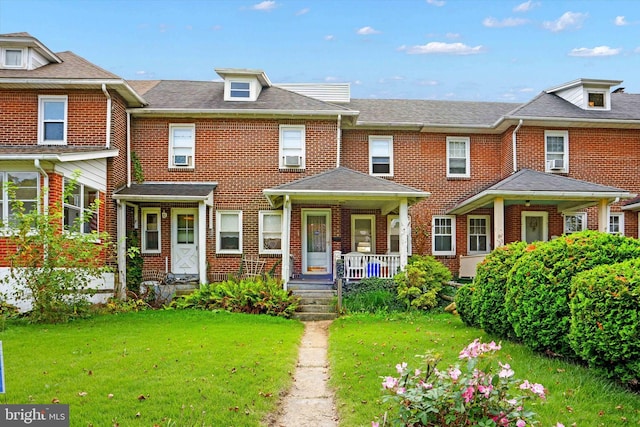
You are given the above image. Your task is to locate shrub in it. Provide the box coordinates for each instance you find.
[395,255,452,311]
[341,277,403,313]
[455,283,479,327]
[172,276,299,318]
[472,241,527,340]
[505,231,640,357]
[377,339,545,427]
[569,258,640,388]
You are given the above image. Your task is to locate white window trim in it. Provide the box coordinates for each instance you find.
[279,125,306,169]
[521,211,549,243]
[544,130,569,173]
[351,214,375,253]
[369,136,394,177]
[224,78,257,101]
[2,47,26,69]
[467,215,490,255]
[62,178,101,238]
[608,212,624,235]
[168,124,195,169]
[216,210,243,254]
[562,212,587,234]
[141,208,161,254]
[38,95,68,145]
[259,210,283,255]
[432,215,456,256]
[0,171,40,229]
[446,136,470,178]
[585,88,610,111]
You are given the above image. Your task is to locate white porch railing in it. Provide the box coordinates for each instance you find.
[338,252,401,282]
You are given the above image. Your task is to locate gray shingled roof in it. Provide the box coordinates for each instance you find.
[448,168,633,214]
[345,99,520,127]
[0,51,119,79]
[136,80,354,112]
[113,183,217,202]
[508,92,640,121]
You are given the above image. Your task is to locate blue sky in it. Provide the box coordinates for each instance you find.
[1,0,639,102]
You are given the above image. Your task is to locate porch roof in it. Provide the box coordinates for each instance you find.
[113,182,217,205]
[263,167,430,213]
[0,145,119,161]
[447,168,633,215]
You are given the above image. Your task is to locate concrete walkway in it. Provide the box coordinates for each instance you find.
[270,320,338,427]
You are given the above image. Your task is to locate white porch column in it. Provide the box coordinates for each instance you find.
[494,197,505,248]
[116,200,127,299]
[598,199,609,233]
[399,198,409,271]
[198,202,207,285]
[281,196,292,289]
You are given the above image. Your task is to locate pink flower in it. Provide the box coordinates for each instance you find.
[556,424,565,427]
[530,383,546,399]
[462,385,475,402]
[382,376,398,389]
[372,423,379,427]
[396,362,407,374]
[459,338,502,360]
[478,384,493,398]
[448,367,462,381]
[498,362,514,378]
[516,420,526,427]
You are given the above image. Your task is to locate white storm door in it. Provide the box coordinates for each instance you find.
[172,208,198,275]
[302,209,331,275]
[521,211,548,244]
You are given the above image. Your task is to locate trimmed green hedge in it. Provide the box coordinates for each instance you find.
[505,231,640,357]
[569,258,640,388]
[455,283,478,327]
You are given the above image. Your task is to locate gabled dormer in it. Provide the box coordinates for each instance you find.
[545,78,623,111]
[215,68,272,102]
[0,32,62,70]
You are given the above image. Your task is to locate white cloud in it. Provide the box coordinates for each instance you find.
[211,25,223,31]
[615,16,629,26]
[542,11,588,32]
[251,1,277,11]
[418,79,439,86]
[324,35,335,41]
[296,8,310,16]
[426,0,445,6]
[569,46,621,57]
[513,1,539,13]
[357,26,381,35]
[483,17,528,28]
[399,41,485,55]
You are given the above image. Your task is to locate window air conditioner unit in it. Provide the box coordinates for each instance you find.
[174,155,191,166]
[284,155,301,167]
[549,159,564,170]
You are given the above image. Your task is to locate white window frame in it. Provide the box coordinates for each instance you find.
[369,136,393,176]
[585,89,609,110]
[63,178,99,235]
[216,210,243,254]
[608,213,624,235]
[544,130,569,173]
[351,214,375,253]
[224,78,256,101]
[168,124,195,169]
[279,125,305,169]
[446,137,470,178]
[432,215,456,256]
[563,212,586,234]
[141,208,161,254]
[0,171,39,228]
[387,215,412,255]
[2,47,26,68]
[259,210,283,255]
[467,215,490,255]
[38,95,68,145]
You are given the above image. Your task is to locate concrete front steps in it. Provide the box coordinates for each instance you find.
[288,279,337,321]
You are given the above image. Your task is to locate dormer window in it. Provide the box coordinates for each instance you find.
[2,47,25,68]
[230,81,251,98]
[587,91,606,108]
[224,78,257,101]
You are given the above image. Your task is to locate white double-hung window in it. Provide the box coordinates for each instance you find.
[369,136,393,176]
[468,215,490,254]
[447,137,470,178]
[63,178,99,234]
[563,213,586,234]
[279,125,305,169]
[38,95,67,145]
[433,215,455,256]
[259,211,283,254]
[216,210,242,254]
[169,124,195,168]
[142,208,161,253]
[545,130,568,172]
[0,172,39,227]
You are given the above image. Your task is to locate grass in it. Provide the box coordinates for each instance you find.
[328,312,640,427]
[0,310,304,426]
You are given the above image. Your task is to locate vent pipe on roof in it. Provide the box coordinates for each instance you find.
[512,119,523,173]
[101,84,112,148]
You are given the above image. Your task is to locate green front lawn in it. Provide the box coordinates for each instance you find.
[1,310,304,426]
[329,313,640,427]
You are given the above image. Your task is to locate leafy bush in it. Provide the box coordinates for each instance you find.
[172,276,299,318]
[455,283,479,327]
[472,241,527,340]
[377,339,545,427]
[395,255,452,311]
[341,277,403,313]
[569,258,640,388]
[505,231,640,357]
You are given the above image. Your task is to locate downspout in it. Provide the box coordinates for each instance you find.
[34,159,49,214]
[101,84,112,149]
[512,119,523,173]
[126,111,132,187]
[336,114,342,168]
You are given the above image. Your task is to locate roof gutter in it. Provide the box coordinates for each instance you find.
[101,84,112,148]
[127,108,358,117]
[512,119,523,172]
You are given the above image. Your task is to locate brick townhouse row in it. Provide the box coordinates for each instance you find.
[1,32,639,299]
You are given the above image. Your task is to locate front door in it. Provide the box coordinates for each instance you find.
[521,211,548,244]
[172,208,198,275]
[302,209,331,275]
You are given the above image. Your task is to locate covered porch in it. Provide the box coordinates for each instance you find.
[448,169,635,277]
[264,167,430,287]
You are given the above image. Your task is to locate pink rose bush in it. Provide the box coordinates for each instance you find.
[377,339,546,426]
